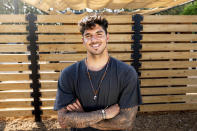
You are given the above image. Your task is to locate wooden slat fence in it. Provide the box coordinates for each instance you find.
[139,15,197,112]
[0,14,197,118]
[0,15,33,117]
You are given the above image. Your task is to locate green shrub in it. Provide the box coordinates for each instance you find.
[180,1,197,15]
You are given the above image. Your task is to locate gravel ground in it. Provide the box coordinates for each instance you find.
[0,111,196,131]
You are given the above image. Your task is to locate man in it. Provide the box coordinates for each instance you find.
[54,14,142,131]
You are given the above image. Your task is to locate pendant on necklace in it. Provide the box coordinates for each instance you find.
[94,95,97,100]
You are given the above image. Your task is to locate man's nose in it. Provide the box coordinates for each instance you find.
[90,35,99,41]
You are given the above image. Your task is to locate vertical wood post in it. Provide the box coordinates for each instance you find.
[132,14,143,111]
[131,14,143,76]
[26,13,42,122]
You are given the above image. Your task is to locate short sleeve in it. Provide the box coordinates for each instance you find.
[54,67,76,111]
[118,67,142,109]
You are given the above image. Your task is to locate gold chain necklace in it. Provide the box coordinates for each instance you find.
[85,57,110,100]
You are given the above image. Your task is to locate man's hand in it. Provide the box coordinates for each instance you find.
[66,99,84,112]
[105,104,120,119]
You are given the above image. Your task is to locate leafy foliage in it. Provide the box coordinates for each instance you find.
[180,1,197,15]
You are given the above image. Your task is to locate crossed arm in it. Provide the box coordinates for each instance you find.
[57,99,138,130]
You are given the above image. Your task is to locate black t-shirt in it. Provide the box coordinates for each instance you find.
[54,57,142,131]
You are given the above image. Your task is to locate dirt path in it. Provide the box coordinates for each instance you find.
[0,111,196,131]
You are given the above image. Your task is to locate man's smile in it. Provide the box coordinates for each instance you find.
[90,44,101,49]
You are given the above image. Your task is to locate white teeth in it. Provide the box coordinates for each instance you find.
[92,44,99,47]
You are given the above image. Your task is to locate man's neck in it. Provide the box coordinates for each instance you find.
[86,53,109,71]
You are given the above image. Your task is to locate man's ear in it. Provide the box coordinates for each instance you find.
[82,37,85,45]
[106,33,109,42]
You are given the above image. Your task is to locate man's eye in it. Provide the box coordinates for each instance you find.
[85,35,91,38]
[97,34,102,36]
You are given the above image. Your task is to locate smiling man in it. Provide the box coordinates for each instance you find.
[54,14,142,131]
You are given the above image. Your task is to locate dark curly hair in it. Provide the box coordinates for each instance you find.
[78,13,108,35]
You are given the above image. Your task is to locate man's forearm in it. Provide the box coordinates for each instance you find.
[58,108,103,128]
[91,106,138,130]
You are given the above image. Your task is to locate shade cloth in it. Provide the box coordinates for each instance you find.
[21,0,194,14]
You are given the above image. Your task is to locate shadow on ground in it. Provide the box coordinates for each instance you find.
[0,119,6,131]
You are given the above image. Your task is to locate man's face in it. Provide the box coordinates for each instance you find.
[82,24,109,56]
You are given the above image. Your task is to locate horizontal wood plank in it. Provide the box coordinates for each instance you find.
[141,78,197,86]
[0,101,31,108]
[0,44,27,52]
[42,100,55,107]
[0,35,28,43]
[141,61,197,69]
[41,82,57,89]
[0,15,26,23]
[143,24,197,32]
[186,93,197,104]
[142,43,197,51]
[141,52,197,60]
[140,103,197,112]
[37,15,132,24]
[40,63,74,71]
[142,34,197,42]
[0,73,30,81]
[41,90,57,98]
[40,73,60,80]
[0,83,30,90]
[141,69,197,78]
[0,64,29,71]
[142,95,186,103]
[0,25,27,33]
[0,54,29,62]
[143,15,197,23]
[0,90,32,99]
[141,87,197,95]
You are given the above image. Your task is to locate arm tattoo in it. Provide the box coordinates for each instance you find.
[91,106,138,130]
[58,108,103,128]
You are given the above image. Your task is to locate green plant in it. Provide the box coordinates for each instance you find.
[180,1,197,15]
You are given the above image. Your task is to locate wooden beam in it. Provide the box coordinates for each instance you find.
[141,78,197,86]
[0,44,27,52]
[141,87,197,95]
[141,52,197,60]
[0,83,30,90]
[0,64,29,71]
[142,43,197,51]
[141,70,197,78]
[0,15,26,23]
[140,103,197,112]
[141,61,197,69]
[0,54,29,62]
[0,25,27,33]
[0,35,28,43]
[142,95,186,103]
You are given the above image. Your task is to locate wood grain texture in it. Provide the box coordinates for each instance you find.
[141,87,197,95]
[141,78,197,86]
[140,103,197,112]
